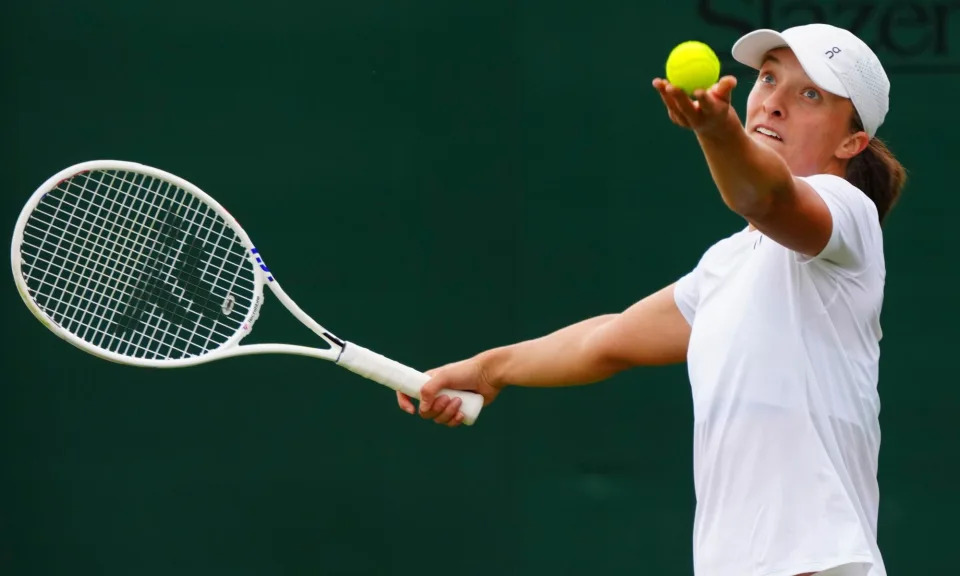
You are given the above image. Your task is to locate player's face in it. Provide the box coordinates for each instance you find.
[744,47,863,177]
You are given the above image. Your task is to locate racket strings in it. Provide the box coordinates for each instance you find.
[28,172,192,354]
[28,171,248,358]
[31,172,186,346]
[19,169,257,360]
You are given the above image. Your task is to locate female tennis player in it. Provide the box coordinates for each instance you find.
[397,23,905,576]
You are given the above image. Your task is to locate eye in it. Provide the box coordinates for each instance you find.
[758,72,775,85]
[802,88,821,100]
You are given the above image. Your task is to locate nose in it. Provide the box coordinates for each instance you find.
[762,89,786,119]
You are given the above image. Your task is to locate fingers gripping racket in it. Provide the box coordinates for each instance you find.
[10,160,484,425]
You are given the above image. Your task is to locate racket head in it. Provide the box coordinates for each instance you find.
[11,160,267,367]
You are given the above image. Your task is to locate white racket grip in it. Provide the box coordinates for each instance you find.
[336,342,484,426]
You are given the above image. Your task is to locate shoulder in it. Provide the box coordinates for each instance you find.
[797,174,879,225]
[674,226,752,323]
[795,174,884,271]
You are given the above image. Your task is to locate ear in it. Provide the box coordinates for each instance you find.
[835,130,870,160]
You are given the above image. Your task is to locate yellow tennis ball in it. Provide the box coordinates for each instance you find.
[665,41,721,95]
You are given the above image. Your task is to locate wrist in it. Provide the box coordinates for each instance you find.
[695,106,743,142]
[475,347,510,390]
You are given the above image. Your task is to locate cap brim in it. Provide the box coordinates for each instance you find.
[731,29,789,69]
[731,29,849,98]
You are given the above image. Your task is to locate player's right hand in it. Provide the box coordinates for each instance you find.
[652,75,738,135]
[396,358,503,427]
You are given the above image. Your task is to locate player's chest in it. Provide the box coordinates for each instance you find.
[696,232,769,297]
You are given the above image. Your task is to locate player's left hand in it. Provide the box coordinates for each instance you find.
[652,75,738,135]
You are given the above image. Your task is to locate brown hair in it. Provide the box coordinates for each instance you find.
[847,112,907,224]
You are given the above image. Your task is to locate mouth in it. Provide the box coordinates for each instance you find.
[754,126,783,142]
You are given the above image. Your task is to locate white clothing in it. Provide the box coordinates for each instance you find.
[673,174,887,576]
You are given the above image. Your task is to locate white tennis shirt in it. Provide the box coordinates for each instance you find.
[673,174,887,576]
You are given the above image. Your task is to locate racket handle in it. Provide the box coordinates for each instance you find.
[336,342,484,426]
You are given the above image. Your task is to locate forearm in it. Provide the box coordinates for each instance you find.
[695,112,794,218]
[474,315,624,388]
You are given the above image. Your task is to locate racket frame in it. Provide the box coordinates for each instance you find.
[11,160,484,425]
[11,160,348,368]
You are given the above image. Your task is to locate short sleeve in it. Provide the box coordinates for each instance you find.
[673,266,701,326]
[797,174,882,271]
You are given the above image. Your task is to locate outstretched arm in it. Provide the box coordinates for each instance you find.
[398,283,691,426]
[652,76,834,257]
[478,283,689,388]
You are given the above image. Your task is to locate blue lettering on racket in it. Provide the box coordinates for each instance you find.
[250,248,274,282]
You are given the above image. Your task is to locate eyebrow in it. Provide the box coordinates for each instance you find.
[761,54,781,67]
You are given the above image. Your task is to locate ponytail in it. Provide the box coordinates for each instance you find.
[847,113,907,224]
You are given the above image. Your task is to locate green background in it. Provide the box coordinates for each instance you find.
[2,1,956,574]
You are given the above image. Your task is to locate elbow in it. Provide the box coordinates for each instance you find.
[592,349,636,376]
[581,322,636,378]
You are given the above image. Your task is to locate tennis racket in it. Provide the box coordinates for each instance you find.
[10,160,484,425]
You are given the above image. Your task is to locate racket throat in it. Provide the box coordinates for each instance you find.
[326,331,345,350]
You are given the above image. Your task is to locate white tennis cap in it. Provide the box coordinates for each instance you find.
[731,23,890,138]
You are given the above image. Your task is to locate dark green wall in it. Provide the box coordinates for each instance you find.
[2,1,957,574]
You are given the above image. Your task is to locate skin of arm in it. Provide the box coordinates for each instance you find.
[654,75,840,257]
[410,284,691,424]
[693,104,833,257]
[478,283,690,388]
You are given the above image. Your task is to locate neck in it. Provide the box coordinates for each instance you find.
[809,156,848,179]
